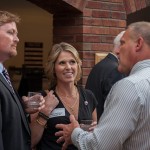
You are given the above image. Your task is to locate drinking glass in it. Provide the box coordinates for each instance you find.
[26,92,42,108]
[80,120,93,131]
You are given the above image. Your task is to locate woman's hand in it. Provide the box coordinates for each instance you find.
[40,90,59,116]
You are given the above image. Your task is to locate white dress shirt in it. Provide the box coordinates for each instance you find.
[72,59,150,150]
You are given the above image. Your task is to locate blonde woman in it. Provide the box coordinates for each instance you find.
[30,42,97,150]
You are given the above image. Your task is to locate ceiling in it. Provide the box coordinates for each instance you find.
[27,0,82,14]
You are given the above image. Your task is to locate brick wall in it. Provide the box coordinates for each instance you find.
[53,0,126,86]
[28,0,150,86]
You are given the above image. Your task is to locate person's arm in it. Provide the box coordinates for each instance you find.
[30,91,59,148]
[71,80,140,150]
[30,112,46,148]
[87,108,97,132]
[88,89,98,123]
[87,89,98,129]
[92,108,97,122]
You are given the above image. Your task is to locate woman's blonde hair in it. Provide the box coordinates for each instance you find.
[45,42,82,89]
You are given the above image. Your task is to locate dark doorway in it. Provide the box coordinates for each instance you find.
[127,6,150,25]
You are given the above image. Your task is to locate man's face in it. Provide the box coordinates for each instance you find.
[0,22,19,62]
[118,29,137,75]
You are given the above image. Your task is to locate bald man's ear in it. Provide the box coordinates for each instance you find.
[136,36,144,52]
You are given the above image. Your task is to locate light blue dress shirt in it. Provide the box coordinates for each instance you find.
[0,63,5,79]
[0,63,11,85]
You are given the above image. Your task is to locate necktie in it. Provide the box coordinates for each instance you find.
[2,67,14,93]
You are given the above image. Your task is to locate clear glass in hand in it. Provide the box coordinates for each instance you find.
[80,120,93,131]
[26,92,42,108]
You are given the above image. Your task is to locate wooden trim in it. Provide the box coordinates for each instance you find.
[95,53,108,64]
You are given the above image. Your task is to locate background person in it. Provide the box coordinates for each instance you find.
[56,21,150,150]
[85,31,126,120]
[30,42,98,150]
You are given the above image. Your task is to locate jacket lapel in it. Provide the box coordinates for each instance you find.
[0,75,30,135]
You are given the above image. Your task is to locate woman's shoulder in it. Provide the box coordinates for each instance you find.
[78,85,94,94]
[78,85,98,107]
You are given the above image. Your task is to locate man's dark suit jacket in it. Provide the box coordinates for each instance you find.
[0,74,31,150]
[86,53,126,120]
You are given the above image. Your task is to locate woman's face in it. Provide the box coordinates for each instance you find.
[54,51,78,84]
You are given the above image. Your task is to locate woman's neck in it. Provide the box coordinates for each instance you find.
[56,83,77,98]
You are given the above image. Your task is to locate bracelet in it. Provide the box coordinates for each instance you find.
[36,118,46,127]
[38,112,49,121]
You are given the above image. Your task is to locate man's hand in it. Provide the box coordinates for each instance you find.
[55,115,80,150]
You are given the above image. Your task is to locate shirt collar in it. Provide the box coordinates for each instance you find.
[130,59,150,75]
[0,63,4,73]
